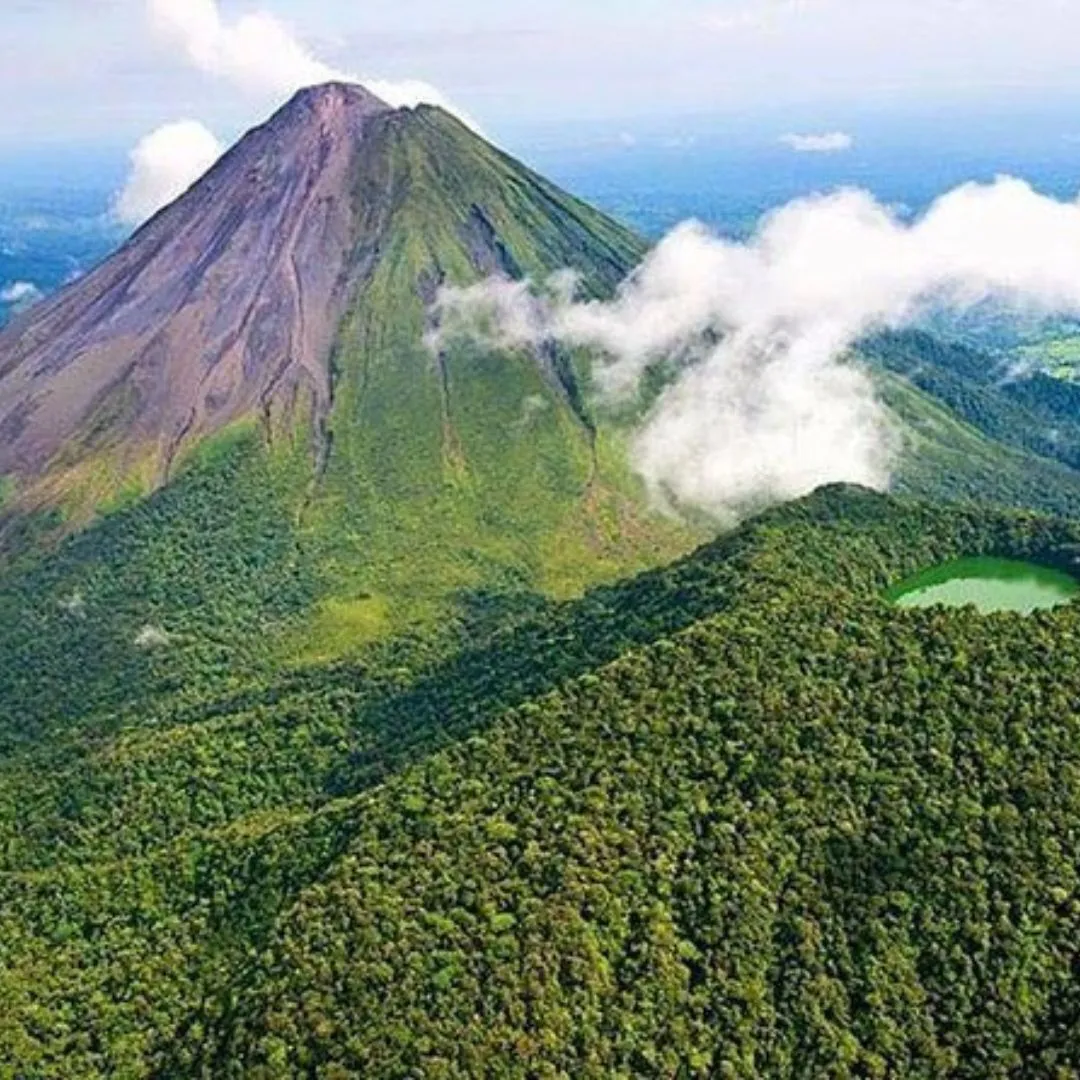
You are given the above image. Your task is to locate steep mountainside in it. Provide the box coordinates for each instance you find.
[5,487,1080,1076]
[0,85,391,493]
[0,84,695,651]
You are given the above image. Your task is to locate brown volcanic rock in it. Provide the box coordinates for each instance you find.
[0,82,393,483]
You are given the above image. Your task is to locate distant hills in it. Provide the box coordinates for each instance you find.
[864,329,1080,519]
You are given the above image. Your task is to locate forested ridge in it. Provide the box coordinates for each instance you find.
[866,329,1080,514]
[4,484,1080,1076]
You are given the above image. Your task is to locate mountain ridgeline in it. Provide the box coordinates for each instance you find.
[5,485,1080,1077]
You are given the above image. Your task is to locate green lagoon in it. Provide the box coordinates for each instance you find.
[887,556,1080,614]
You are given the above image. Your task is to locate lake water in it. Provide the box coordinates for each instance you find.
[887,557,1079,614]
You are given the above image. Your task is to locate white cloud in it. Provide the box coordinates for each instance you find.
[117,0,479,227]
[149,0,334,99]
[0,281,44,307]
[434,177,1080,522]
[147,0,472,120]
[703,0,815,33]
[113,120,223,227]
[780,131,854,153]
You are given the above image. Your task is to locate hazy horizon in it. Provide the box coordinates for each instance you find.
[8,1,1080,141]
[6,1,1080,327]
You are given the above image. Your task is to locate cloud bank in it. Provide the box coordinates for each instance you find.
[118,0,474,226]
[435,177,1080,521]
[780,131,854,153]
[148,0,466,115]
[114,120,224,227]
[0,281,44,308]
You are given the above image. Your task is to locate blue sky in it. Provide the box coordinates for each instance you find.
[5,0,1080,152]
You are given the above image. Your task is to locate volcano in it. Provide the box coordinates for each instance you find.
[7,86,1080,1080]
[0,84,640,487]
[0,83,694,640]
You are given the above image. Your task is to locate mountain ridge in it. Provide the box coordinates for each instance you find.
[6,484,1080,1075]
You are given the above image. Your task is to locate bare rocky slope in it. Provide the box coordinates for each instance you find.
[0,84,394,489]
